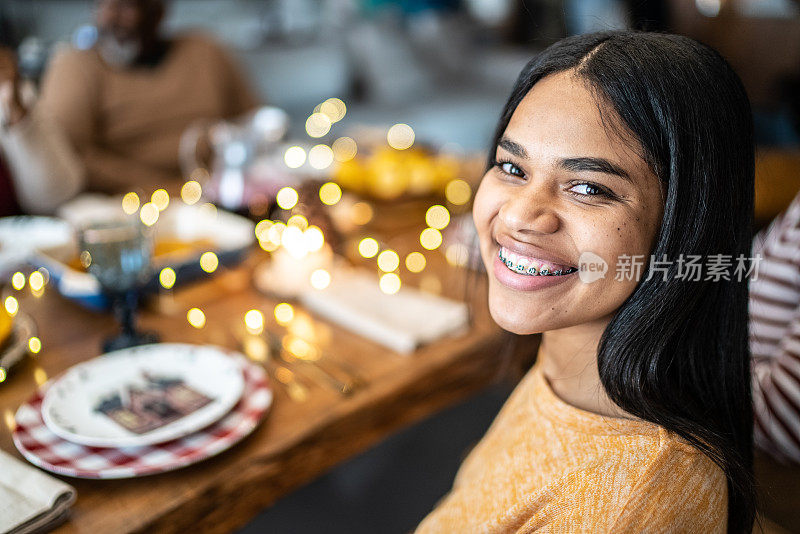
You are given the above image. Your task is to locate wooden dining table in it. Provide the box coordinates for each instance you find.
[0,224,522,534]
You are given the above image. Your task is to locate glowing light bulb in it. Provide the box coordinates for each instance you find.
[425,205,450,230]
[159,267,176,289]
[200,252,219,273]
[29,271,45,292]
[4,296,18,316]
[11,272,25,290]
[332,136,357,162]
[310,269,331,289]
[244,309,264,334]
[28,337,41,354]
[274,303,294,325]
[405,252,426,273]
[420,228,443,250]
[308,144,334,170]
[122,192,140,214]
[276,187,299,210]
[358,237,379,258]
[284,146,307,168]
[445,179,472,206]
[151,189,170,211]
[377,250,400,272]
[187,308,206,328]
[387,123,414,150]
[379,273,401,294]
[305,113,332,138]
[181,181,202,205]
[319,182,342,205]
[140,202,159,226]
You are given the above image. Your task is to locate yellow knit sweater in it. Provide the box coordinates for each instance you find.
[416,359,728,533]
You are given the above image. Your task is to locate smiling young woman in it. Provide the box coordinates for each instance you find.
[416,31,757,533]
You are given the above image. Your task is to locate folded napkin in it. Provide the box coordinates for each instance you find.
[0,449,76,534]
[298,268,469,354]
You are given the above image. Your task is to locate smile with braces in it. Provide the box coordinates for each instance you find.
[498,249,578,276]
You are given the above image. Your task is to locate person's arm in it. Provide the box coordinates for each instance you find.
[750,192,800,464]
[0,103,85,213]
[0,47,84,214]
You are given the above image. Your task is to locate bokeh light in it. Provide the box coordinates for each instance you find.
[287,214,309,231]
[33,367,47,386]
[0,368,5,383]
[151,189,170,211]
[281,226,307,258]
[445,243,469,267]
[255,219,274,241]
[28,337,41,354]
[425,205,451,230]
[140,202,159,226]
[284,146,307,169]
[276,187,299,210]
[306,113,332,138]
[445,179,472,206]
[319,97,347,123]
[159,267,176,289]
[244,309,264,334]
[274,303,295,325]
[310,269,331,290]
[350,202,373,225]
[11,272,24,290]
[358,237,379,258]
[332,136,357,162]
[379,273,401,294]
[181,181,202,205]
[29,271,45,292]
[387,123,415,150]
[319,182,342,205]
[405,252,426,273]
[4,296,18,316]
[122,192,140,214]
[420,228,443,250]
[309,144,334,170]
[200,251,219,273]
[187,307,206,328]
[303,226,325,252]
[377,250,400,272]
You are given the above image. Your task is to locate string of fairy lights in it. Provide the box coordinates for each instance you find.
[1,95,475,385]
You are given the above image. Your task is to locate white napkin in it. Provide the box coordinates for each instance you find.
[299,268,469,354]
[0,449,76,534]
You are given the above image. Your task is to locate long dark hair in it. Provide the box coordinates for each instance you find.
[488,31,757,533]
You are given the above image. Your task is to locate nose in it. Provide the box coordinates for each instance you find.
[498,186,560,236]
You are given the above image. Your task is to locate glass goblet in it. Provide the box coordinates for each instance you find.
[78,217,159,352]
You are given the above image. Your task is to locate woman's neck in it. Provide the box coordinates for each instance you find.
[538,317,637,420]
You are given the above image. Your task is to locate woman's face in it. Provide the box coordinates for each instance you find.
[473,70,664,335]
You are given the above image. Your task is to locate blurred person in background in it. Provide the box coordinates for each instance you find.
[37,0,260,194]
[0,47,84,216]
[750,189,800,466]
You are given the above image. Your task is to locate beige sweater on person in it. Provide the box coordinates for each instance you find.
[38,33,260,195]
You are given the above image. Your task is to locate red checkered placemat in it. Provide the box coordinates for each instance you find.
[12,355,271,479]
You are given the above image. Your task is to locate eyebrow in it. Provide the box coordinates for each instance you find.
[497,137,633,183]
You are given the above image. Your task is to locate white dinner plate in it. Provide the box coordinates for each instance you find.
[41,343,245,448]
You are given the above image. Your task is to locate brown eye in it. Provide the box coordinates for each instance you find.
[498,161,524,177]
[570,183,600,195]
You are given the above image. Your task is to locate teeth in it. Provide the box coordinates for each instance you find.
[498,248,575,277]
